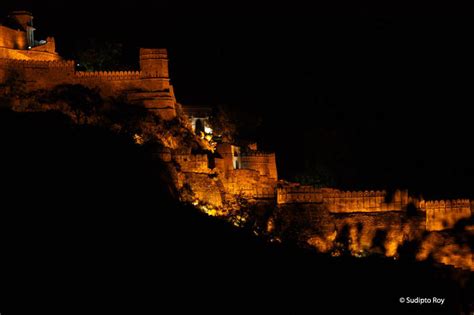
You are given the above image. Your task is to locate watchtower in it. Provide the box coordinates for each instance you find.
[8,11,35,48]
[139,48,169,78]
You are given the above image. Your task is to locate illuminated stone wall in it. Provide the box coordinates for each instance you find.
[174,154,210,173]
[277,185,323,204]
[221,168,276,200]
[215,143,236,175]
[277,186,409,213]
[0,47,61,61]
[241,152,278,180]
[0,17,60,61]
[278,185,472,232]
[322,188,409,213]
[139,48,169,78]
[0,58,75,85]
[0,49,177,119]
[0,25,28,50]
[30,37,56,54]
[420,199,472,231]
[211,146,278,201]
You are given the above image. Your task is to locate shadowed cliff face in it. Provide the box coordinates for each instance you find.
[0,108,472,315]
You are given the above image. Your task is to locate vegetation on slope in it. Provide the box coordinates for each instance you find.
[0,108,472,315]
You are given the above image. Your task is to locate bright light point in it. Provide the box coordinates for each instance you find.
[204,126,213,134]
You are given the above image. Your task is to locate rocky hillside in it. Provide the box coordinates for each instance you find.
[0,108,472,315]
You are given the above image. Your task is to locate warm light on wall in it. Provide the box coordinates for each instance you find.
[133,134,144,145]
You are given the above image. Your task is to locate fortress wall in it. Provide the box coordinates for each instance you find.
[0,47,61,61]
[74,71,144,96]
[223,169,260,198]
[322,189,408,213]
[420,199,472,231]
[277,186,323,204]
[0,26,27,50]
[241,152,278,180]
[31,37,57,54]
[0,47,177,120]
[215,143,235,174]
[174,154,209,173]
[222,169,276,199]
[0,58,75,89]
[0,58,169,92]
[255,186,276,199]
[75,70,141,80]
[277,186,409,213]
[120,77,171,92]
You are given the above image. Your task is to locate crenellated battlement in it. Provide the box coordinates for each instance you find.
[420,199,471,210]
[322,189,387,199]
[419,199,472,231]
[174,153,208,163]
[75,70,141,80]
[241,151,274,157]
[277,185,323,204]
[0,58,144,78]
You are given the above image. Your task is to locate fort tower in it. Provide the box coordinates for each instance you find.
[8,11,35,48]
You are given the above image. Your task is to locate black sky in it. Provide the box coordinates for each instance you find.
[2,1,474,198]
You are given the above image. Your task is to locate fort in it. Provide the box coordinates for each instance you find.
[1,11,472,269]
[0,11,59,61]
[0,12,176,119]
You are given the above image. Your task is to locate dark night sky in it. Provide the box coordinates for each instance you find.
[2,1,474,198]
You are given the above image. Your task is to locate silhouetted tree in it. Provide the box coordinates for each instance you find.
[74,40,128,71]
[333,225,351,255]
[0,71,27,106]
[405,202,419,217]
[105,96,149,136]
[291,163,336,187]
[273,205,314,246]
[397,239,422,261]
[209,105,237,142]
[371,229,388,255]
[209,104,264,142]
[3,71,27,97]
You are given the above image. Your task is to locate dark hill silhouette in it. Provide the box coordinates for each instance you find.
[0,108,471,315]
